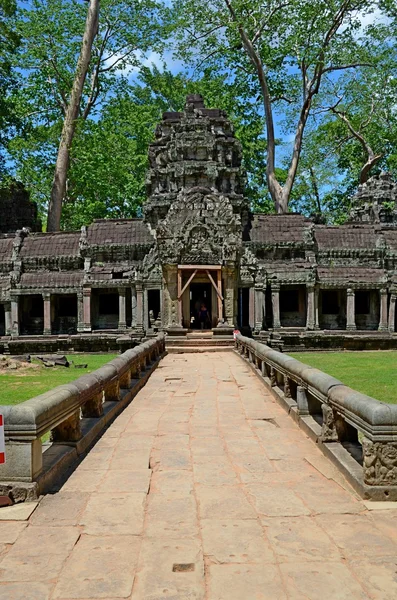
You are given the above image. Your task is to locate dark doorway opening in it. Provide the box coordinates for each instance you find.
[148,289,161,328]
[238,287,250,332]
[190,283,212,329]
[20,295,44,335]
[53,294,78,334]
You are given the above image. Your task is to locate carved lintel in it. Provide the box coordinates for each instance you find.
[362,438,397,486]
[51,410,82,443]
[320,403,338,442]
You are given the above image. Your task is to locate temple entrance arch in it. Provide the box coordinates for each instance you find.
[177,265,223,329]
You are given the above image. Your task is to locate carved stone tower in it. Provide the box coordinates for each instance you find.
[350,172,397,224]
[143,94,249,330]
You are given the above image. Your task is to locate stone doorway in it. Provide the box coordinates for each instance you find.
[178,266,223,329]
[20,295,44,335]
[189,282,213,329]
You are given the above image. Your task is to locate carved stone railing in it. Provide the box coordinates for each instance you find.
[0,334,165,501]
[235,334,397,500]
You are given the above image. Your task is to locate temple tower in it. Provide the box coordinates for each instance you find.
[143,94,249,331]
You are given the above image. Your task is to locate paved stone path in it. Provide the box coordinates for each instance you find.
[1,352,397,599]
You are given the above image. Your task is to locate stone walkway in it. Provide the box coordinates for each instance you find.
[1,352,397,599]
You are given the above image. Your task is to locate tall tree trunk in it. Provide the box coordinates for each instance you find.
[47,0,100,232]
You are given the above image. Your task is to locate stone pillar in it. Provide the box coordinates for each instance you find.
[254,285,265,333]
[136,281,144,331]
[314,287,320,329]
[388,293,396,333]
[131,285,137,327]
[77,291,84,332]
[378,288,388,332]
[271,284,281,329]
[306,285,315,330]
[4,301,11,335]
[346,288,356,331]
[143,287,149,331]
[248,287,255,330]
[118,288,126,330]
[83,288,92,332]
[11,297,19,336]
[43,293,51,335]
[223,267,236,327]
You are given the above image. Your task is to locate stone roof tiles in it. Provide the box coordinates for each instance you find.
[0,237,13,261]
[314,225,378,249]
[20,232,80,257]
[87,219,153,246]
[250,214,308,244]
[20,271,84,288]
[317,267,387,284]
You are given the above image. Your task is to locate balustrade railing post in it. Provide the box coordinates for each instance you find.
[51,410,82,443]
[82,393,104,418]
[296,386,309,416]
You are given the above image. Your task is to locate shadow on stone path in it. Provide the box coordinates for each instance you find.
[1,352,397,599]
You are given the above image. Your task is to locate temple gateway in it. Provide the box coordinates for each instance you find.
[2,94,397,352]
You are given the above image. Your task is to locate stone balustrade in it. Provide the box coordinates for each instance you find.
[0,334,165,501]
[235,333,397,500]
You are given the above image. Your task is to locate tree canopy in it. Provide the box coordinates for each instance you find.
[1,0,397,227]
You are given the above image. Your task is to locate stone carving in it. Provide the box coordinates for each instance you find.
[350,172,397,224]
[362,438,397,485]
[321,403,338,442]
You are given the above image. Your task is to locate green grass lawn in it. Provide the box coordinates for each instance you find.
[0,354,117,406]
[289,351,397,404]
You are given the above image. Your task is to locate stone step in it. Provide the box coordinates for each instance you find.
[166,345,234,353]
[166,338,234,347]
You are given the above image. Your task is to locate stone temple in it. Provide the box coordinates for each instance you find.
[1,94,397,352]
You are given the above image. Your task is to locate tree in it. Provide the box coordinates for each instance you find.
[47,0,100,232]
[172,0,381,213]
[0,0,20,175]
[8,0,166,229]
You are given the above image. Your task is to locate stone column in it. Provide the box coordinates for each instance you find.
[4,302,11,336]
[131,285,137,327]
[254,285,265,332]
[43,293,51,335]
[247,287,254,330]
[223,267,236,327]
[77,291,84,332]
[11,297,19,336]
[306,285,315,330]
[271,284,281,329]
[118,288,126,330]
[346,288,356,331]
[143,287,149,331]
[83,288,92,332]
[388,293,396,333]
[314,287,320,329]
[135,281,144,331]
[378,288,389,332]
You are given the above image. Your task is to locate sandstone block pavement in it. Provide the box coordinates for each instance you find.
[1,352,397,599]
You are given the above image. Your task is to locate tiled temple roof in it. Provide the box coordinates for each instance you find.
[0,237,13,261]
[19,271,84,288]
[317,267,387,285]
[20,232,80,257]
[314,225,378,249]
[250,214,309,244]
[87,220,153,246]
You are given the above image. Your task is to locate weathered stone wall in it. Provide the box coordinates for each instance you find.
[0,181,42,233]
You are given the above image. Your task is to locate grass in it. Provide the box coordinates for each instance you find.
[289,351,397,404]
[0,354,118,406]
